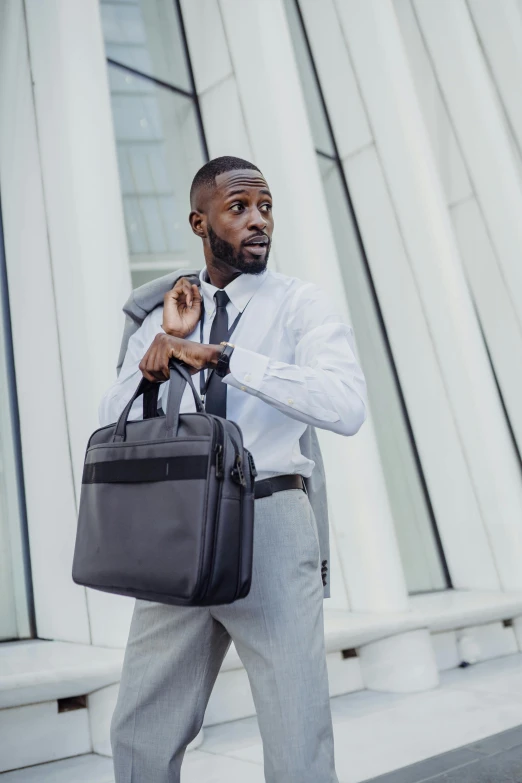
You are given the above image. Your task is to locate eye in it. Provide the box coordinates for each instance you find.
[261,203,272,213]
[230,202,244,212]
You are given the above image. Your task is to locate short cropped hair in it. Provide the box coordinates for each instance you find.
[190,156,262,207]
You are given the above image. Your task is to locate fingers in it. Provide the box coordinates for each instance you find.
[139,336,171,382]
[140,334,208,384]
[168,278,201,310]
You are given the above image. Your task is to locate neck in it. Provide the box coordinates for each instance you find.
[205,259,241,289]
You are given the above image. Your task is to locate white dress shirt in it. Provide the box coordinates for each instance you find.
[99,267,367,481]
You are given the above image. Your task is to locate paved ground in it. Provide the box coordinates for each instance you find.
[3,653,522,781]
[366,726,522,782]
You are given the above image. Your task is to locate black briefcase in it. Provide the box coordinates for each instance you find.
[72,361,256,606]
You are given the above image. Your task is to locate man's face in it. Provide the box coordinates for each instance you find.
[201,169,274,275]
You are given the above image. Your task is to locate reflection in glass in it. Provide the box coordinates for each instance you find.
[100,0,207,286]
[101,0,191,92]
[108,66,204,283]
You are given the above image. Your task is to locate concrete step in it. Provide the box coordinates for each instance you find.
[2,590,522,772]
[0,754,114,783]
[0,640,123,710]
[4,654,522,783]
[0,641,124,773]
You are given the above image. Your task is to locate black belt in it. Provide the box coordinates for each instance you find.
[254,474,306,500]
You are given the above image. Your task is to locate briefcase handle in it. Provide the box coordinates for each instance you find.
[164,360,207,437]
[113,361,204,443]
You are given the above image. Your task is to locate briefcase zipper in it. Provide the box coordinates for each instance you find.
[198,416,226,602]
[213,418,225,480]
[231,454,247,487]
[214,443,224,479]
[247,451,257,479]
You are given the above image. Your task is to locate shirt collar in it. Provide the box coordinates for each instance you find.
[199,266,269,315]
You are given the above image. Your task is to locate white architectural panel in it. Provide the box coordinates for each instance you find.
[468,0,522,159]
[0,0,90,642]
[179,0,233,95]
[24,0,132,490]
[298,0,373,158]
[22,0,137,645]
[294,1,446,592]
[345,146,498,589]
[395,0,522,515]
[199,75,253,161]
[414,0,522,439]
[450,197,522,444]
[335,0,522,591]
[393,0,473,207]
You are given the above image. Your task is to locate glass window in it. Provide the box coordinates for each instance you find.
[286,0,449,593]
[101,0,191,94]
[101,0,207,286]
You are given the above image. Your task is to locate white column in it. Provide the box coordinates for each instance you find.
[299,0,495,592]
[24,0,131,484]
[0,0,90,642]
[334,0,522,592]
[24,0,134,646]
[216,0,411,617]
[414,0,522,455]
[467,0,522,161]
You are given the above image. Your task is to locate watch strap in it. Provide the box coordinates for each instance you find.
[215,342,235,377]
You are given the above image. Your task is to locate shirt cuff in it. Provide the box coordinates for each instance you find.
[223,345,270,393]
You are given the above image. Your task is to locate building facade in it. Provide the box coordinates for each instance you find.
[2,0,522,772]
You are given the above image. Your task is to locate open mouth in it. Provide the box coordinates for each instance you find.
[243,236,269,254]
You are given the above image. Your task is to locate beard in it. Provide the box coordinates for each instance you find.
[207,224,270,275]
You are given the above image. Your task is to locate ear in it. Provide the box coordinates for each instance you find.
[189,209,207,239]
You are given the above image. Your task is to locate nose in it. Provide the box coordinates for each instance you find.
[247,207,268,232]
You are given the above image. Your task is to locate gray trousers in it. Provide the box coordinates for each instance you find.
[111,488,338,783]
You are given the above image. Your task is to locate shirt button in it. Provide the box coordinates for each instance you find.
[240,385,246,391]
[287,398,295,405]
[244,373,251,383]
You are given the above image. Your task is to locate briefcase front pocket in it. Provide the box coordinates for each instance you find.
[73,439,220,603]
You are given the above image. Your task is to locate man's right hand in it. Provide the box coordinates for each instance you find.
[139,333,212,382]
[162,277,202,338]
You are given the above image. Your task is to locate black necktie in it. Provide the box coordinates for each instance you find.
[205,290,230,418]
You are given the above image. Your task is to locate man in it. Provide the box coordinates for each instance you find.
[102,156,367,782]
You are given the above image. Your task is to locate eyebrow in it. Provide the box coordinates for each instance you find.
[226,188,272,198]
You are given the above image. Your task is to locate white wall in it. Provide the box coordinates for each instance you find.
[294,0,522,593]
[181,0,411,614]
[4,0,522,652]
[0,0,91,643]
[401,0,522,479]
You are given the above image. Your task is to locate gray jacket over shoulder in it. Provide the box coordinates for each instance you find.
[117,268,331,598]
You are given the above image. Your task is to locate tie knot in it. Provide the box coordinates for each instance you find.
[214,290,230,309]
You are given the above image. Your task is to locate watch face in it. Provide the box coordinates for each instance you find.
[217,345,233,377]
